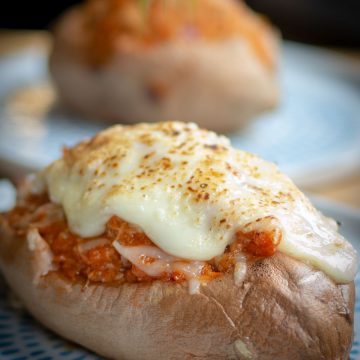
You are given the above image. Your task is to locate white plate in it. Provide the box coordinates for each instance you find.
[0,180,359,359]
[0,42,360,186]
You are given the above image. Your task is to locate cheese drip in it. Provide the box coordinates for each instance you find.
[41,122,357,283]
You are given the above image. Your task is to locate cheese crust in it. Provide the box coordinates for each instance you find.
[40,122,357,283]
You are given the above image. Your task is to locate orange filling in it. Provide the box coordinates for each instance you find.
[5,193,279,285]
[81,0,275,67]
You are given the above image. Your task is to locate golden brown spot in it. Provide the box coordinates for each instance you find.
[143,151,155,160]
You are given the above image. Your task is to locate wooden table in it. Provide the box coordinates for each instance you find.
[0,30,359,208]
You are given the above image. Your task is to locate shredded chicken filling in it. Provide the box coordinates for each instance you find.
[4,193,279,285]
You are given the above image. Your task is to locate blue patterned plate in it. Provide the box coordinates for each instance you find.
[0,186,359,359]
[0,42,359,186]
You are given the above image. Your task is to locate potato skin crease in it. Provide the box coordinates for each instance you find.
[0,225,355,360]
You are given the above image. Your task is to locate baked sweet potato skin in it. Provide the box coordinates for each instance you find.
[0,225,354,360]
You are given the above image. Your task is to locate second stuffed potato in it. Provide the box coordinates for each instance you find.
[50,0,279,132]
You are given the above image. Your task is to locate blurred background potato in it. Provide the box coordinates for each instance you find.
[0,0,359,205]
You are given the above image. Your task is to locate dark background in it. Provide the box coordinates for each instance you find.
[0,0,359,47]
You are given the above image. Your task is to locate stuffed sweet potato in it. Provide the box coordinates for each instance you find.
[0,122,356,359]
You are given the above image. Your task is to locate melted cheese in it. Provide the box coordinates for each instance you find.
[112,242,205,290]
[41,122,357,283]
